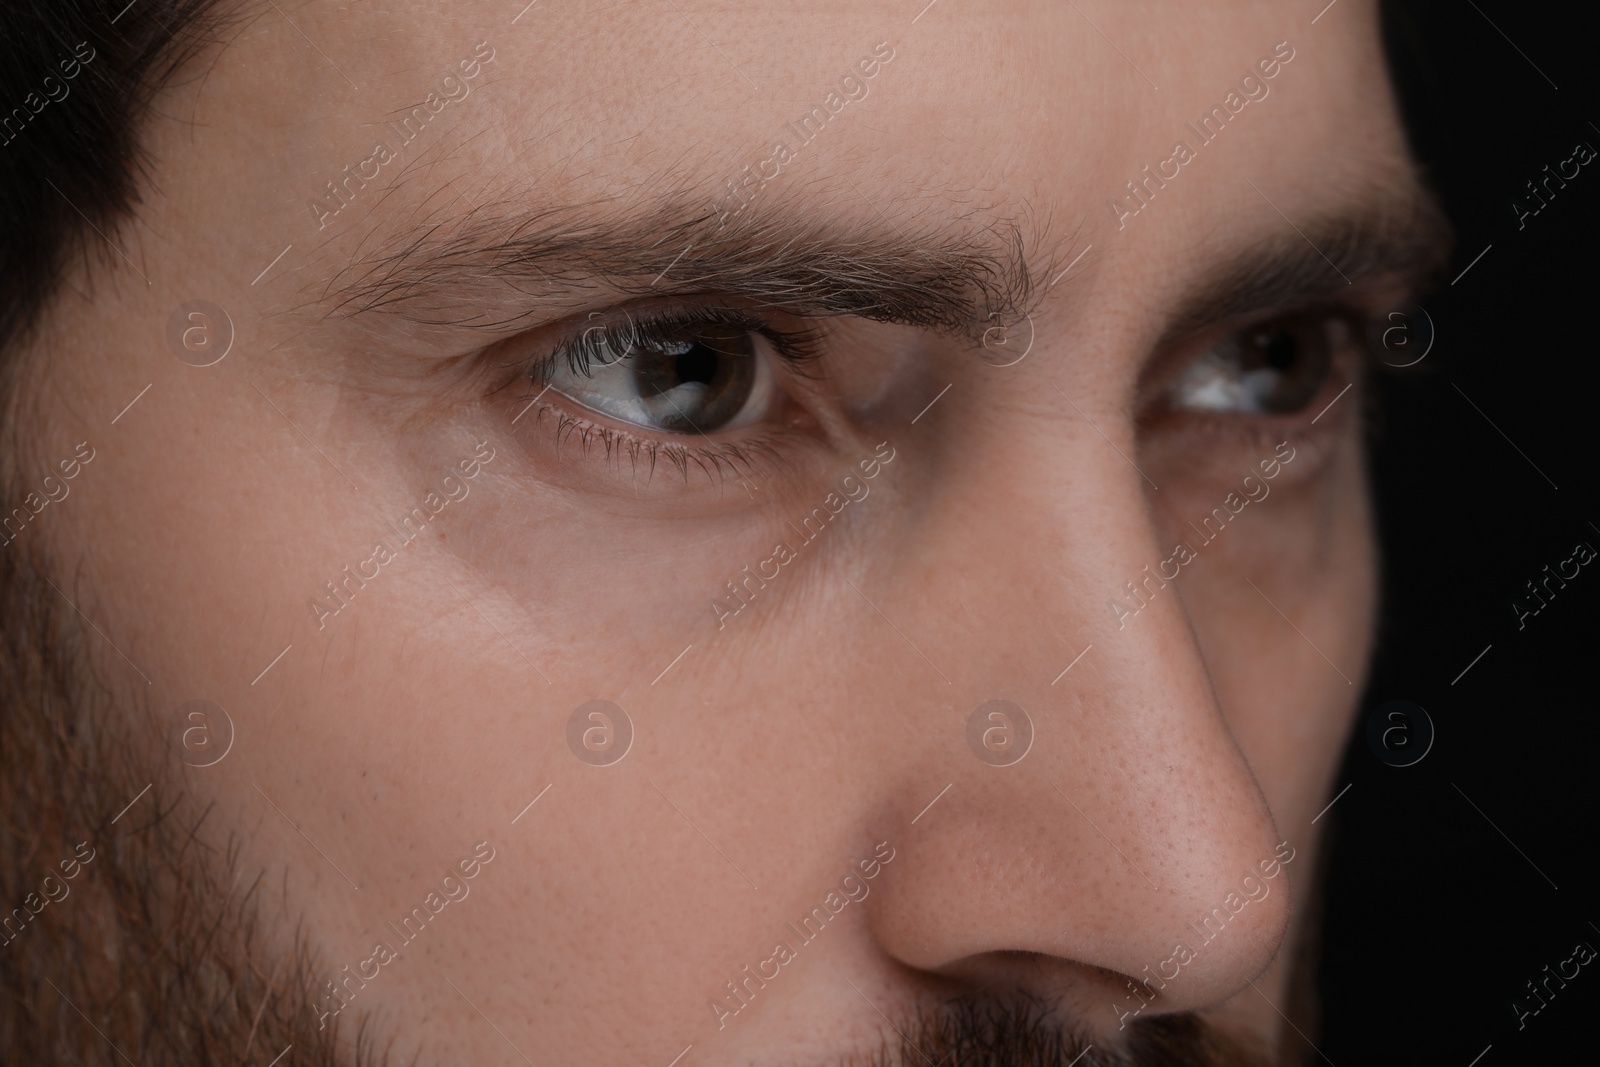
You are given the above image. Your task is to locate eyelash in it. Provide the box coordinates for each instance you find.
[1141,304,1373,446]
[534,408,807,485]
[510,300,1378,486]
[532,304,825,383]
[516,304,824,485]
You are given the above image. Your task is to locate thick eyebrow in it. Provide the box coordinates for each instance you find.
[1161,182,1456,341]
[316,180,1451,349]
[317,197,1051,340]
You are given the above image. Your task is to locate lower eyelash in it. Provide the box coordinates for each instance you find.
[529,399,800,487]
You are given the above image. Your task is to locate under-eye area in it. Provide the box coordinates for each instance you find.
[8,2,1589,1066]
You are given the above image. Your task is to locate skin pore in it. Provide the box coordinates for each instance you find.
[2,0,1449,1063]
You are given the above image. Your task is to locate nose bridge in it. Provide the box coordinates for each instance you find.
[863,405,1289,1009]
[909,417,1279,835]
[886,404,1186,701]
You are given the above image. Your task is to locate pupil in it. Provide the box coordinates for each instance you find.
[674,343,719,387]
[1262,331,1297,371]
[632,324,757,432]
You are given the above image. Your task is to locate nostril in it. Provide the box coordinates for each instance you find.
[863,988,1279,1066]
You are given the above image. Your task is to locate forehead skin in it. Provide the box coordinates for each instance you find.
[23,0,1418,1063]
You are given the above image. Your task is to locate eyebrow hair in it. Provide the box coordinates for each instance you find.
[1160,182,1456,340]
[318,197,1050,341]
[317,178,1452,348]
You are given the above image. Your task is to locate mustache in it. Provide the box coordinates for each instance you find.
[846,995,1275,1067]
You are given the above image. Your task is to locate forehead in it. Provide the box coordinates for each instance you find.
[142,0,1418,350]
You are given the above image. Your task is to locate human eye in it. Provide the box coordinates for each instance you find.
[1165,312,1347,417]
[1136,307,1377,480]
[533,304,821,436]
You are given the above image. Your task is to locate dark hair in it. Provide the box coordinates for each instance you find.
[0,1,237,357]
[0,7,388,1061]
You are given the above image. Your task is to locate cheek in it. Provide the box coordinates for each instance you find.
[1185,430,1376,828]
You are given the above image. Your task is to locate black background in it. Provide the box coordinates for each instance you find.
[1317,1,1599,1063]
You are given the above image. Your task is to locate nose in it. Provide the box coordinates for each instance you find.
[861,390,1292,1019]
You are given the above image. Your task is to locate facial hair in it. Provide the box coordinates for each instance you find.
[0,538,392,1066]
[842,994,1277,1067]
[2,540,1297,1067]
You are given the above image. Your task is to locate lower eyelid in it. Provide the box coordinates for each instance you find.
[512,388,814,492]
[1139,356,1361,485]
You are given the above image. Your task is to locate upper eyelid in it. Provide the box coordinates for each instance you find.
[1136,304,1371,416]
[536,302,828,381]
[510,304,807,454]
[1152,282,1412,367]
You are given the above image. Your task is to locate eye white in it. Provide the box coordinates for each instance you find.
[1169,348,1283,414]
[543,331,777,433]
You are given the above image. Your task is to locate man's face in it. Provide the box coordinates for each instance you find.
[19,0,1441,1062]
